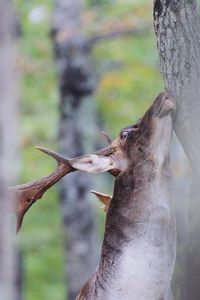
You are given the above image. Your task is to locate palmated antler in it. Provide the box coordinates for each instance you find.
[10,133,123,232]
[10,147,75,233]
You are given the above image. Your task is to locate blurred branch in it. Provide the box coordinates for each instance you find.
[86,23,151,49]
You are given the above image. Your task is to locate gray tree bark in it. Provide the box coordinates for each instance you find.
[0,0,19,300]
[154,1,200,299]
[52,1,98,299]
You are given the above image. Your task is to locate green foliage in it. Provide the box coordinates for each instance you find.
[86,0,110,7]
[15,0,162,299]
[94,34,162,135]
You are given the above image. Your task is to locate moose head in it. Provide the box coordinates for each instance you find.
[70,92,176,175]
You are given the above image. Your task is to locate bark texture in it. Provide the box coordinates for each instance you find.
[52,1,98,299]
[154,1,200,299]
[0,0,18,299]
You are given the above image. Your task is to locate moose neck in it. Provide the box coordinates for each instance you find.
[95,156,175,300]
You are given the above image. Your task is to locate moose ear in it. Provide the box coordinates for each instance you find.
[70,154,115,173]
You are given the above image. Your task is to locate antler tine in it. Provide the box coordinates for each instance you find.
[35,146,69,165]
[10,146,75,233]
[101,131,112,145]
[90,190,111,213]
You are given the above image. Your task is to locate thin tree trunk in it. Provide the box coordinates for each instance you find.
[154,1,200,299]
[52,1,98,299]
[0,0,19,299]
[15,251,23,300]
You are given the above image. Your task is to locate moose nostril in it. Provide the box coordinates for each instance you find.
[158,98,176,118]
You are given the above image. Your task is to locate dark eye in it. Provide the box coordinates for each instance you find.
[121,131,129,141]
[133,124,140,132]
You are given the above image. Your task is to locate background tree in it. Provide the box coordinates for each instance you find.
[154,1,200,299]
[51,1,98,299]
[0,0,19,299]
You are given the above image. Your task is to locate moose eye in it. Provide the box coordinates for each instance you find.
[121,131,129,141]
[133,124,140,132]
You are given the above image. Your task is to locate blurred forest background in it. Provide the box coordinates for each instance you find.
[10,0,186,299]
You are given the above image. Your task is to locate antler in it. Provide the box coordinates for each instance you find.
[10,136,120,233]
[90,190,111,213]
[100,131,112,145]
[10,146,75,233]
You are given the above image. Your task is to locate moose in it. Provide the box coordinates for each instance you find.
[10,92,176,299]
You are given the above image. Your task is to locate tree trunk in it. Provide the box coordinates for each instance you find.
[154,1,200,299]
[52,1,98,299]
[0,0,19,299]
